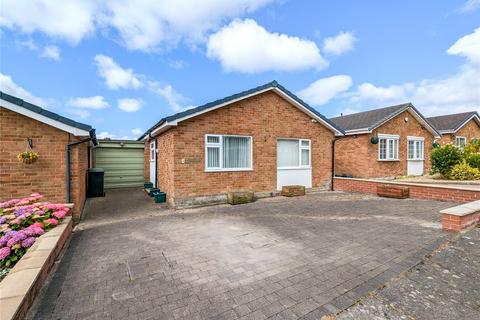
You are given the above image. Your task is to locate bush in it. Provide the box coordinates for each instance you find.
[464,139,480,155]
[448,161,480,180]
[466,153,480,169]
[430,144,462,177]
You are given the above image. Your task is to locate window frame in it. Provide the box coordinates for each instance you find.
[149,141,156,161]
[377,134,399,161]
[277,138,312,169]
[455,136,467,148]
[204,134,253,172]
[407,136,425,161]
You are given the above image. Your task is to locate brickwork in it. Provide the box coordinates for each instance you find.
[334,177,480,203]
[438,118,480,145]
[146,91,335,206]
[0,107,88,218]
[442,212,480,232]
[335,110,435,178]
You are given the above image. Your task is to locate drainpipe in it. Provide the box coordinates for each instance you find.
[66,129,97,203]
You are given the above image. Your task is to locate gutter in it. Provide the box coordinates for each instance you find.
[66,129,98,203]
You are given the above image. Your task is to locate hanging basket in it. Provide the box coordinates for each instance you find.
[17,151,39,164]
[370,136,379,144]
[432,141,440,148]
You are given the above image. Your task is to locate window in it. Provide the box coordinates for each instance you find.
[407,137,424,160]
[277,139,311,168]
[205,135,252,171]
[378,135,399,161]
[149,141,155,161]
[455,136,466,148]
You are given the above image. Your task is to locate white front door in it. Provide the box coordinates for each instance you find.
[149,140,156,187]
[407,137,424,176]
[276,139,312,190]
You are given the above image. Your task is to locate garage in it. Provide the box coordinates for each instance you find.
[94,140,144,189]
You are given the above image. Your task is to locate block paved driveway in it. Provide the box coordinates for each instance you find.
[29,189,453,320]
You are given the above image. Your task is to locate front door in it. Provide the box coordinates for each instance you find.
[276,138,312,190]
[407,137,424,176]
[149,140,156,187]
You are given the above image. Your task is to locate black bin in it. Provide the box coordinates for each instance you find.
[87,168,105,197]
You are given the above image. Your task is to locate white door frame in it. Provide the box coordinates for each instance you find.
[149,140,156,187]
[407,136,424,176]
[276,138,312,190]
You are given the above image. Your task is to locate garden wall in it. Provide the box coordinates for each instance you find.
[333,177,480,203]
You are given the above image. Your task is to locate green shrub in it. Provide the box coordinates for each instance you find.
[466,153,480,169]
[464,139,480,155]
[430,144,462,177]
[448,161,480,180]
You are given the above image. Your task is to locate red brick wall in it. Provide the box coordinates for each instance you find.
[333,177,480,203]
[148,91,335,205]
[335,110,435,178]
[439,119,480,145]
[0,107,89,219]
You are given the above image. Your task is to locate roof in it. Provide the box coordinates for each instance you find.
[330,103,441,137]
[427,111,480,134]
[0,91,93,136]
[138,81,344,140]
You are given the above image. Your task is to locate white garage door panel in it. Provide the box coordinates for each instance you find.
[277,168,312,190]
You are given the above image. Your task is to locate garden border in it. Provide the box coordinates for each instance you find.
[0,216,73,320]
[333,177,480,203]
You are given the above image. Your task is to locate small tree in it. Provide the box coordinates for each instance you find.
[430,144,462,177]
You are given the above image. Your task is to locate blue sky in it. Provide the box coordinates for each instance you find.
[1,0,479,139]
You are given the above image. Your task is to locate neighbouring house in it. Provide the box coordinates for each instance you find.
[139,81,344,207]
[330,103,441,178]
[427,111,480,148]
[0,92,97,219]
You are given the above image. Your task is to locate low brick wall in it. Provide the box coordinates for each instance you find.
[334,177,480,203]
[0,217,73,320]
[441,201,480,232]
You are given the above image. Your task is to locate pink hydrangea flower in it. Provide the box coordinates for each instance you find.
[44,218,58,226]
[31,222,44,229]
[52,210,67,219]
[0,247,11,260]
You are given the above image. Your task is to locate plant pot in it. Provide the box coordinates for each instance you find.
[370,136,379,144]
[149,188,160,197]
[144,182,153,189]
[22,158,37,164]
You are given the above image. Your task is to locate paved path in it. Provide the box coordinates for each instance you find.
[29,190,453,320]
[338,228,480,320]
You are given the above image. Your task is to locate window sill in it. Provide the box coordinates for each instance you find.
[407,159,425,161]
[377,159,400,162]
[205,168,253,173]
[277,166,312,170]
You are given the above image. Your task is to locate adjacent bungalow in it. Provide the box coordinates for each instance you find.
[139,81,344,207]
[427,111,480,147]
[330,103,441,178]
[0,92,97,219]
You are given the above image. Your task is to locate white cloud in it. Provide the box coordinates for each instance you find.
[68,109,91,119]
[67,96,109,109]
[150,83,195,112]
[0,0,97,45]
[457,0,480,13]
[323,31,357,55]
[298,75,352,106]
[0,73,46,106]
[347,28,480,116]
[446,27,480,64]
[168,59,186,69]
[117,98,143,112]
[131,128,143,135]
[207,19,328,73]
[1,0,274,51]
[94,54,143,90]
[40,45,61,61]
[97,131,116,139]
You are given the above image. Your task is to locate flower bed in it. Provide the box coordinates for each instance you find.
[0,194,70,279]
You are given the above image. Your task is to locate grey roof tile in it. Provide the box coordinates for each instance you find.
[427,111,479,132]
[0,91,92,132]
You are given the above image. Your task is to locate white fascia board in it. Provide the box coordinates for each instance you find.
[378,133,400,139]
[405,108,441,138]
[1,99,90,136]
[147,86,344,138]
[343,128,372,135]
[453,114,480,133]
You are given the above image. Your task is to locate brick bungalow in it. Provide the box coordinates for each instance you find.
[427,111,480,147]
[139,81,344,207]
[0,92,97,219]
[330,103,441,178]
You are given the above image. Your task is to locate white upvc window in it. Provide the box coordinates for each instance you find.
[407,136,424,160]
[455,136,466,148]
[149,141,155,160]
[277,138,311,169]
[205,134,252,171]
[378,134,399,161]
